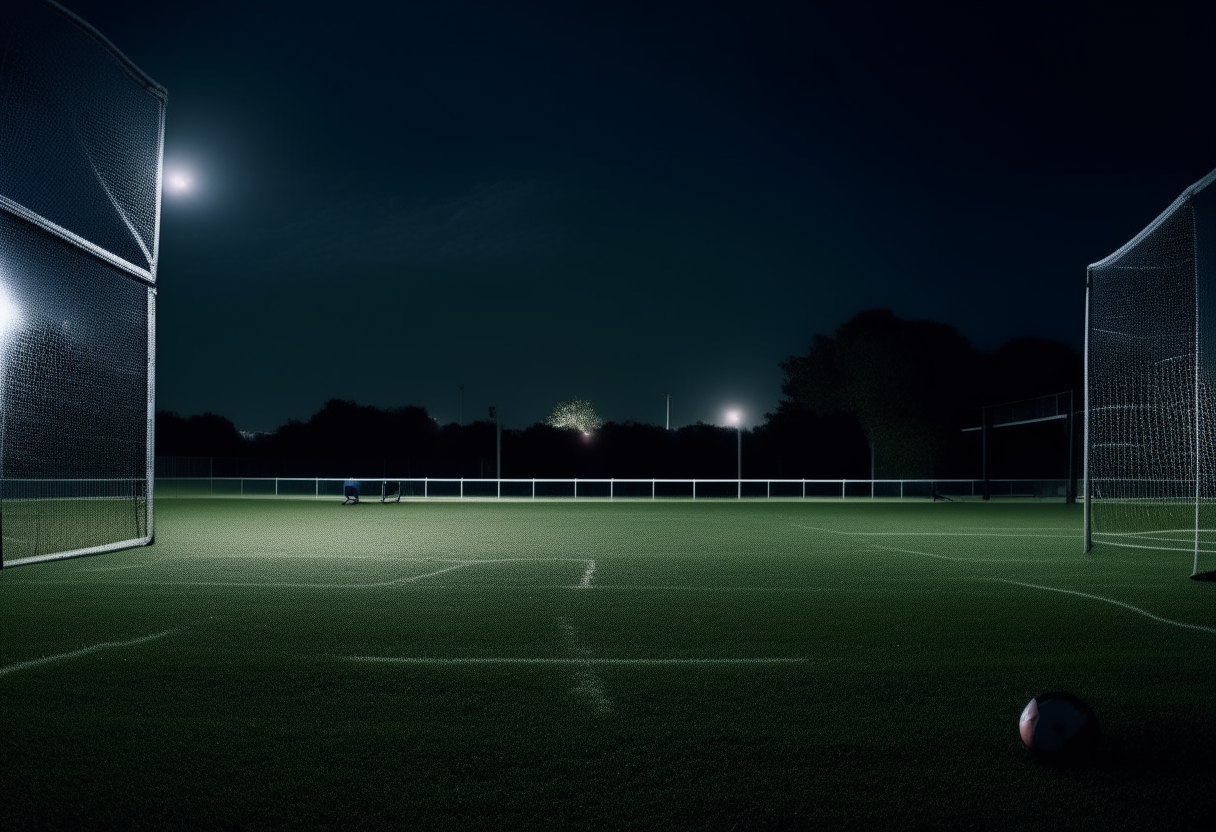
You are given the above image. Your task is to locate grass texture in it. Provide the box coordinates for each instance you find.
[1,498,1213,831]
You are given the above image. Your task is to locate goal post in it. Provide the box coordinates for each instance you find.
[0,0,165,567]
[1084,167,1216,578]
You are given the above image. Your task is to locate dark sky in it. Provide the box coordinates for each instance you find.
[60,0,1216,431]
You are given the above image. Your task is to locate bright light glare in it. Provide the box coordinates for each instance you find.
[726,409,741,425]
[166,171,193,193]
[0,284,19,332]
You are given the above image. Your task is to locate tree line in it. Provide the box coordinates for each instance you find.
[156,309,1082,481]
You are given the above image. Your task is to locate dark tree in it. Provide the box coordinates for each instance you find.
[779,309,979,477]
[155,411,246,458]
[979,338,1083,403]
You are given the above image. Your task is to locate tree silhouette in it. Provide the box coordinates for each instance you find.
[780,309,978,477]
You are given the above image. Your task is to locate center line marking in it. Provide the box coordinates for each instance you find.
[558,618,612,714]
[577,561,596,588]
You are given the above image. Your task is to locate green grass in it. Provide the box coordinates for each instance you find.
[1,497,149,563]
[1,498,1213,831]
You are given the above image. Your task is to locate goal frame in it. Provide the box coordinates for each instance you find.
[0,0,165,567]
[1084,167,1216,578]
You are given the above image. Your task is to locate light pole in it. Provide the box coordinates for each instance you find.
[489,405,500,480]
[727,410,742,499]
[666,393,672,430]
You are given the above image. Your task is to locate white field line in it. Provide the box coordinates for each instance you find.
[992,579,1216,635]
[1091,538,1216,555]
[109,561,479,589]
[1101,528,1215,538]
[80,562,159,572]
[589,585,845,592]
[24,557,599,589]
[558,618,612,714]
[0,630,175,679]
[871,545,1066,564]
[346,657,808,665]
[955,527,1078,532]
[577,560,596,588]
[793,524,1074,539]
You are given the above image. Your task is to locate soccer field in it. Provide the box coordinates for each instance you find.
[1,498,1213,831]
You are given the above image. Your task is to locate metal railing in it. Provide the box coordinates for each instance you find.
[153,477,1071,501]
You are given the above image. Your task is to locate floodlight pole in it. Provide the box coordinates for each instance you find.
[666,393,672,430]
[736,424,742,499]
[489,405,500,480]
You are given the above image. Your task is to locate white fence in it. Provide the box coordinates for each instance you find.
[155,477,1070,501]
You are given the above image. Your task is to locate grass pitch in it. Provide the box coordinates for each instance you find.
[1,498,1213,831]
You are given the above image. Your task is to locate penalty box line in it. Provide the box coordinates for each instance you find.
[0,630,176,679]
[992,579,1216,635]
[870,545,1067,564]
[793,524,1075,540]
[41,558,598,590]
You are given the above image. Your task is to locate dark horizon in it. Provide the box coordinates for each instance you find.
[155,310,1084,484]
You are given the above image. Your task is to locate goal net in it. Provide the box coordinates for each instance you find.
[0,0,165,567]
[1085,167,1216,578]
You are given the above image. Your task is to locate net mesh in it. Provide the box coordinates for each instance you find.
[1086,168,1216,576]
[0,0,164,566]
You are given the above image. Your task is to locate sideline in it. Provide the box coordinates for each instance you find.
[0,630,176,679]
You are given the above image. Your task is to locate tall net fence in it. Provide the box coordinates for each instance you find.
[1,0,164,566]
[1085,167,1216,577]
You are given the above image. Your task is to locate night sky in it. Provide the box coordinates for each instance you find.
[60,0,1216,432]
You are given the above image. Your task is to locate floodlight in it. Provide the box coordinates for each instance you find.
[166,171,192,193]
[726,409,741,426]
[0,283,19,333]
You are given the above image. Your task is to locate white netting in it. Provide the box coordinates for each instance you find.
[1085,167,1216,577]
[0,0,164,566]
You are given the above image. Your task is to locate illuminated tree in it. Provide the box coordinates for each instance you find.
[546,399,603,433]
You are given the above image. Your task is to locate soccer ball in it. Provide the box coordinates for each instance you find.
[1019,691,1100,762]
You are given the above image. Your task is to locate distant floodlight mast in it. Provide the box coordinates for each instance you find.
[726,410,742,498]
[1085,165,1216,579]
